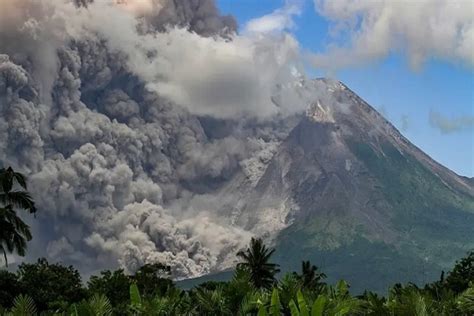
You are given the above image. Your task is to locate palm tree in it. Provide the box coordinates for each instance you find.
[293,260,326,290]
[0,167,36,265]
[237,237,280,290]
[194,285,231,315]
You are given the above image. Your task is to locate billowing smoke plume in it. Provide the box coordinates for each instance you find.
[140,0,237,36]
[0,0,309,277]
[311,0,474,69]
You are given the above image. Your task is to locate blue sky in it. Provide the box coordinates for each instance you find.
[217,0,474,177]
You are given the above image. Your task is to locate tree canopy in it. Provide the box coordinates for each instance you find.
[0,240,473,315]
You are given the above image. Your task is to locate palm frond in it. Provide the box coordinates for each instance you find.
[457,285,474,314]
[88,294,113,316]
[10,294,37,316]
[0,191,36,214]
[0,206,32,263]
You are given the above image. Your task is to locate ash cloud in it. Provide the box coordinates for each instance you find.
[0,0,307,277]
[143,0,237,37]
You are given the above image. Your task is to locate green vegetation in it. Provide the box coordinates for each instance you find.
[347,141,474,233]
[272,140,474,293]
[0,246,472,315]
[237,237,281,290]
[348,140,474,271]
[0,167,472,315]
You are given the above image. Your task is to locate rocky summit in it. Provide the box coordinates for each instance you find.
[238,79,474,293]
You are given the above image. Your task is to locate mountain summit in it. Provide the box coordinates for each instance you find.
[231,78,474,293]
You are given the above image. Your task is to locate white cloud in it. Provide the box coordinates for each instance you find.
[312,0,474,70]
[245,0,303,34]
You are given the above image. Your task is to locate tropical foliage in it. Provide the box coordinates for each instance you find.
[0,248,472,315]
[0,167,472,315]
[237,237,280,290]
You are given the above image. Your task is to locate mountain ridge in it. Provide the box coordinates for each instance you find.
[212,78,474,293]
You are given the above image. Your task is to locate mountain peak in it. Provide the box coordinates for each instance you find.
[234,79,474,292]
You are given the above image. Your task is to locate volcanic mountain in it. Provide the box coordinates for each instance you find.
[3,0,473,297]
[209,78,474,293]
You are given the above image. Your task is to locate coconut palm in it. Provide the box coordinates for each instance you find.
[237,237,280,290]
[293,260,326,290]
[0,167,36,265]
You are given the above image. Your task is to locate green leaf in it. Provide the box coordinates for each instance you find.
[457,285,474,313]
[270,288,280,316]
[334,306,351,316]
[297,290,309,316]
[335,280,349,298]
[258,304,268,316]
[10,294,37,316]
[88,294,113,316]
[69,304,79,316]
[311,295,327,316]
[289,299,300,316]
[130,283,142,307]
[76,301,94,316]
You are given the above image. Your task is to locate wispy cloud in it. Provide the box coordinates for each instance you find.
[429,111,474,134]
[400,115,410,132]
[244,0,303,34]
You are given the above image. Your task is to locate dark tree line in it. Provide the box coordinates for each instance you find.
[0,240,472,315]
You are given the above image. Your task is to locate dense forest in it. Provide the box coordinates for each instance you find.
[1,167,473,315]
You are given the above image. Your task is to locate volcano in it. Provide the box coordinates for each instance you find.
[222,78,474,293]
[2,0,473,298]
